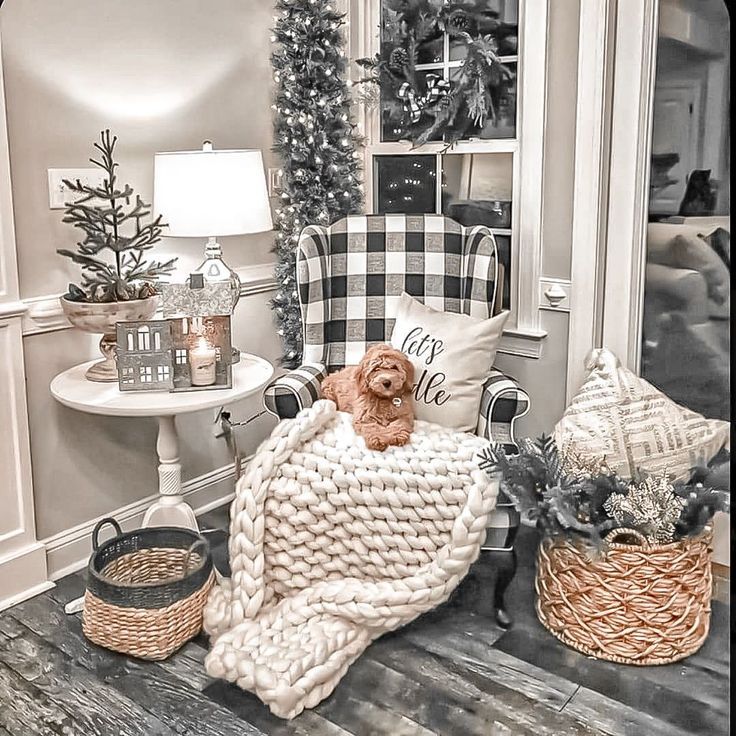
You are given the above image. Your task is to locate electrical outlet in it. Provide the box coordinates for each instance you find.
[48,168,106,209]
[267,167,283,197]
[213,406,227,437]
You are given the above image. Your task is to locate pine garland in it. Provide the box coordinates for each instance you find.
[270,0,363,367]
[478,436,730,549]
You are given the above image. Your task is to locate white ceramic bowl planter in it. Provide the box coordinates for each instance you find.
[60,295,159,382]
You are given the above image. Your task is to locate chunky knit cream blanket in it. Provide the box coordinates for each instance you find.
[203,400,497,719]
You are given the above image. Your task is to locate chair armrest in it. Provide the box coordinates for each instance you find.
[263,363,327,420]
[476,369,530,452]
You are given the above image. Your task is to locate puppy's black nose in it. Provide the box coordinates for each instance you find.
[382,379,391,388]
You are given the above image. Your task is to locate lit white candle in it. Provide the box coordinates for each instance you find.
[189,337,217,386]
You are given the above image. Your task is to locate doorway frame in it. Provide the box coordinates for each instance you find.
[567,0,659,397]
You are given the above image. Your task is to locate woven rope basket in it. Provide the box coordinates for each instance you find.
[82,518,214,661]
[535,527,713,665]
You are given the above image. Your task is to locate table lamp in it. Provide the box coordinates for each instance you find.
[153,142,273,308]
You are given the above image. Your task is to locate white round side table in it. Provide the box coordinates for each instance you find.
[51,352,274,531]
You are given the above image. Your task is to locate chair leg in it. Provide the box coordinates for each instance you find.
[487,547,517,629]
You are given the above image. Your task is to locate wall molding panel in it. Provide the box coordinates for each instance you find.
[497,326,548,359]
[42,461,242,582]
[538,277,571,312]
[0,32,52,613]
[0,319,54,612]
[20,292,69,336]
[0,543,54,612]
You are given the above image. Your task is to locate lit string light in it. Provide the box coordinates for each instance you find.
[269,0,363,367]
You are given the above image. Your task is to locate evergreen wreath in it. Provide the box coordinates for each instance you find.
[478,436,730,549]
[356,0,517,146]
[270,0,364,367]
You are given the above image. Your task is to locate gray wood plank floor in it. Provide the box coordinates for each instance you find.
[0,506,729,736]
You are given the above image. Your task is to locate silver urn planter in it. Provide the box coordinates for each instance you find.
[60,296,160,382]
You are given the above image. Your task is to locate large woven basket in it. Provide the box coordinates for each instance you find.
[82,518,215,661]
[535,527,713,665]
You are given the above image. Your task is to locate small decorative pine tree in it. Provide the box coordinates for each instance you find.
[270,0,363,367]
[57,129,177,302]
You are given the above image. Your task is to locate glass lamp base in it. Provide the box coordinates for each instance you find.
[195,238,243,361]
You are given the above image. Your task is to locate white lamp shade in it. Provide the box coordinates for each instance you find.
[153,148,273,237]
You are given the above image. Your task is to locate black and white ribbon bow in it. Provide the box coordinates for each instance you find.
[397,74,450,123]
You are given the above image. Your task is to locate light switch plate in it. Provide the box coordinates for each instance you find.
[48,168,106,209]
[267,168,283,197]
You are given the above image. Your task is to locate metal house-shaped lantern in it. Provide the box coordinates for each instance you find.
[116,320,174,391]
[116,274,235,392]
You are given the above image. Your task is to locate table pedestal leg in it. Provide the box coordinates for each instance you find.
[141,415,198,530]
[65,416,197,615]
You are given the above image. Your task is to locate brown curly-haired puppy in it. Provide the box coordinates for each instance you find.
[322,344,415,451]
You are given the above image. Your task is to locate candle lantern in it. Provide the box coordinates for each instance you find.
[115,274,234,392]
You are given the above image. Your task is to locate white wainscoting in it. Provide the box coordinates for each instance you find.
[0,266,278,611]
[0,30,53,613]
[0,317,54,612]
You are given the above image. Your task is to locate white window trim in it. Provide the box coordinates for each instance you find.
[600,0,659,372]
[567,0,659,395]
[348,0,549,357]
[566,0,616,399]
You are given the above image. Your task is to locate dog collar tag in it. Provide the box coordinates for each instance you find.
[392,397,403,407]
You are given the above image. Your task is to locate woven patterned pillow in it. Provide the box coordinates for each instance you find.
[554,348,730,482]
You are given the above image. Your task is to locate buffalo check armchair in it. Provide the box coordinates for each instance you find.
[264,214,530,625]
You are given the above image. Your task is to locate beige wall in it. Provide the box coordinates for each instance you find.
[0,0,581,540]
[0,0,281,539]
[0,0,277,300]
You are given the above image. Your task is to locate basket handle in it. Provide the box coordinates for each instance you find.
[606,527,649,547]
[181,538,210,576]
[92,517,123,551]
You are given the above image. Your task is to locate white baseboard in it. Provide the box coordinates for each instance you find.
[0,542,54,613]
[42,462,240,581]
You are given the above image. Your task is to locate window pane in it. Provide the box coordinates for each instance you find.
[449,61,516,140]
[379,0,517,143]
[380,95,406,143]
[448,0,519,62]
[379,0,410,141]
[416,35,444,65]
[441,153,512,225]
[381,69,447,143]
[640,1,730,420]
[375,155,437,214]
[441,153,512,309]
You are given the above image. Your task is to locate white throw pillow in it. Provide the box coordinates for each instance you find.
[389,292,509,431]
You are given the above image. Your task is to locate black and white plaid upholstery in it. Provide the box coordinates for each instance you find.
[298,214,498,369]
[476,370,531,454]
[265,214,529,435]
[263,363,326,420]
[263,214,532,558]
